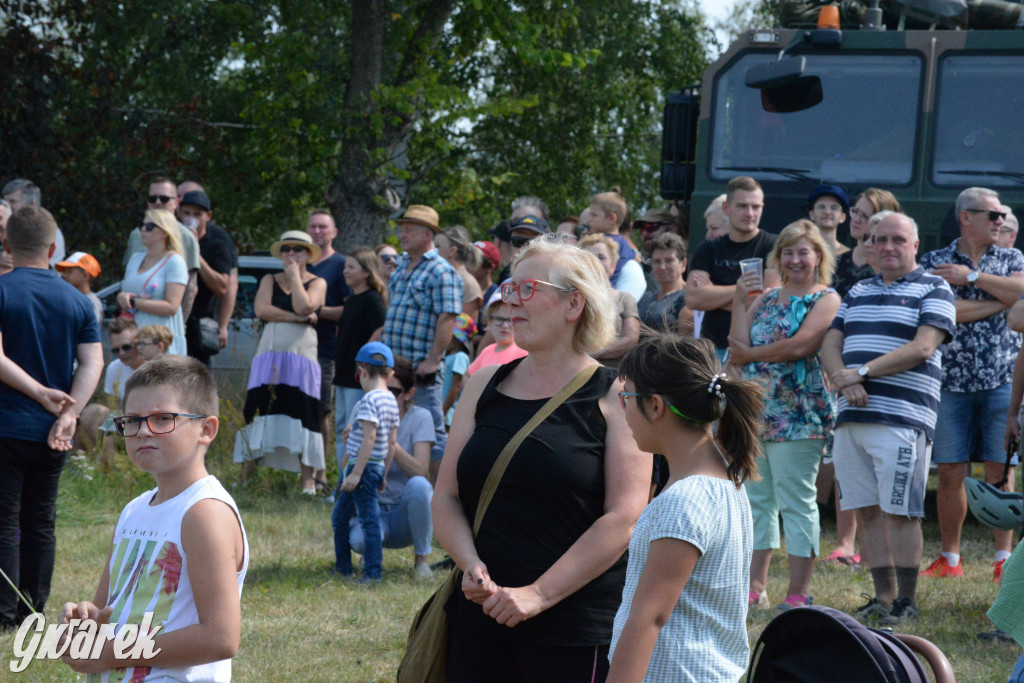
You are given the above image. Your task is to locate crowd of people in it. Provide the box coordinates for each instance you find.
[5,170,1024,681]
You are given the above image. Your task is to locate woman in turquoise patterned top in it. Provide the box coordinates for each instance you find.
[727,220,841,611]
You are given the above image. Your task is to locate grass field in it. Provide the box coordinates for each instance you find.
[1,405,1021,681]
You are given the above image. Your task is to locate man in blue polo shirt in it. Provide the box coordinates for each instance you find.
[919,187,1024,582]
[0,206,103,631]
[822,212,956,626]
[382,205,462,466]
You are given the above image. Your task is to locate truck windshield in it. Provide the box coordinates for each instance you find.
[932,54,1024,188]
[710,53,923,186]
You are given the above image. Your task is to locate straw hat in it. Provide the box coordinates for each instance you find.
[270,230,322,261]
[395,205,440,233]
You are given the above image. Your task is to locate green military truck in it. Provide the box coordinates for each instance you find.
[661,0,1024,250]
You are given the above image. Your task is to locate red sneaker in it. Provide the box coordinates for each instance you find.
[994,559,1006,584]
[920,555,963,578]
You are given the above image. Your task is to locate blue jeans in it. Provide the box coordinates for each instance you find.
[932,384,1015,464]
[413,373,448,462]
[331,463,384,578]
[350,475,434,557]
[1010,651,1024,683]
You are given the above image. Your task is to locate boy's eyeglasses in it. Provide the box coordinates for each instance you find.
[500,279,573,303]
[965,208,1007,222]
[112,343,136,354]
[489,316,513,327]
[113,412,207,437]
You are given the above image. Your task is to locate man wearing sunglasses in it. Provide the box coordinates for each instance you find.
[0,205,103,631]
[122,176,201,318]
[918,186,1024,582]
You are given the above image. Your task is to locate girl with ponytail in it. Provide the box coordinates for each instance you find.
[608,331,763,682]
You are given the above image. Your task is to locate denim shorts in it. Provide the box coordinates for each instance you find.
[932,384,1016,465]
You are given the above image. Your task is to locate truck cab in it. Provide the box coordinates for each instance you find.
[666,25,1024,251]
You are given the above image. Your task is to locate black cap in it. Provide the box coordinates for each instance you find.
[509,214,550,236]
[808,184,849,213]
[181,190,212,211]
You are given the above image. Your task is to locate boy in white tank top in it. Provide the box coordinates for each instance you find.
[59,355,248,682]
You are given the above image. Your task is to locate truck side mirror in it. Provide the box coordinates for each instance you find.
[746,56,806,89]
[746,56,823,113]
[761,76,823,113]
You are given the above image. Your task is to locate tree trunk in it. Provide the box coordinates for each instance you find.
[327,0,456,252]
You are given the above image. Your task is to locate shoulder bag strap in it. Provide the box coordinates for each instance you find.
[471,364,600,536]
[139,254,173,294]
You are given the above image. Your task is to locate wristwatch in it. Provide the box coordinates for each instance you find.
[967,270,980,285]
[858,365,870,379]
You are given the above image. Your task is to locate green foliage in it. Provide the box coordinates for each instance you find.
[0,0,713,271]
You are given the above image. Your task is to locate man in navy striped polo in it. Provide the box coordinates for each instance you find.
[821,212,956,625]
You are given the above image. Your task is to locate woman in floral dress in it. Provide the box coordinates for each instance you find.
[728,220,841,611]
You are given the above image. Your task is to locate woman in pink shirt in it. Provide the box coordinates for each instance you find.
[467,290,527,376]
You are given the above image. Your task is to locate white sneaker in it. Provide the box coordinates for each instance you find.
[414,562,434,579]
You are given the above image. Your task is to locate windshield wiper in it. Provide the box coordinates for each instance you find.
[937,170,1024,186]
[716,166,816,183]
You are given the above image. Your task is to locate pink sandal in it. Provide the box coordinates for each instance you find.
[822,549,861,566]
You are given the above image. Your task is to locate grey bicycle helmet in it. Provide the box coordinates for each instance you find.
[966,477,1024,530]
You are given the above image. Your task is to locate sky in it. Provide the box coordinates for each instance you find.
[700,0,739,24]
[699,0,743,51]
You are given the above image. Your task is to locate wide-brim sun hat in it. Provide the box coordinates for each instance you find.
[395,204,440,233]
[271,230,322,261]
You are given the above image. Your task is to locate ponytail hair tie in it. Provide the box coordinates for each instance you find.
[707,372,726,399]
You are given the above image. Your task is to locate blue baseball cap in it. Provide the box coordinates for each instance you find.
[355,341,394,368]
[808,184,850,213]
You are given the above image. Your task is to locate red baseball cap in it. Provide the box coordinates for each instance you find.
[473,240,501,269]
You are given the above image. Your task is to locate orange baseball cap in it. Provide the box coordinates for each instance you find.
[55,252,101,278]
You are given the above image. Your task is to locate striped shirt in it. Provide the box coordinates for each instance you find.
[382,249,463,365]
[830,267,955,439]
[345,389,400,464]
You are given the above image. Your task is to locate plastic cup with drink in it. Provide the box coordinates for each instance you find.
[739,258,764,295]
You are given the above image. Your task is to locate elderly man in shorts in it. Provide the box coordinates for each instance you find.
[821,213,956,625]
[918,187,1024,581]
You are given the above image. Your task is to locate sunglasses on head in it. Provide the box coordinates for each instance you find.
[113,343,136,354]
[140,222,160,232]
[965,208,1007,222]
[510,235,536,248]
[279,245,308,254]
[147,195,173,204]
